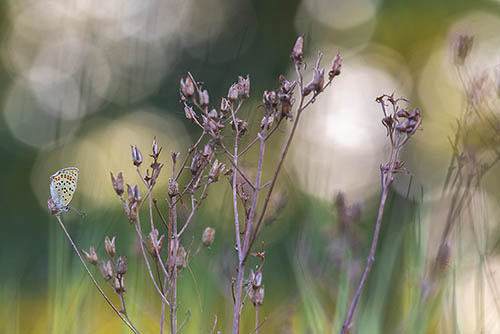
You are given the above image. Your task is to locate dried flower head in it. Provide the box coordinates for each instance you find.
[199,89,210,107]
[329,53,342,80]
[113,275,126,293]
[110,172,124,196]
[104,236,116,258]
[131,145,143,167]
[180,76,195,97]
[303,68,325,96]
[184,105,196,121]
[99,260,113,281]
[228,83,239,101]
[151,137,161,159]
[116,256,127,275]
[220,97,230,113]
[82,245,99,265]
[47,198,59,215]
[208,160,225,184]
[291,35,304,63]
[237,75,250,99]
[148,229,165,257]
[176,245,187,270]
[168,178,179,198]
[202,227,216,247]
[249,285,264,307]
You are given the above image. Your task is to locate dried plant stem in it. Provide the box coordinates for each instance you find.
[340,141,400,334]
[137,168,170,280]
[134,215,170,306]
[255,306,259,334]
[54,216,139,333]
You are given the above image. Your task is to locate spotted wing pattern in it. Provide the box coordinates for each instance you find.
[50,167,79,209]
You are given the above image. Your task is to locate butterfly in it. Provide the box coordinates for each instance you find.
[50,167,85,216]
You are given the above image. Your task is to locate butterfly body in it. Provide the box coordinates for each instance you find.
[50,167,84,215]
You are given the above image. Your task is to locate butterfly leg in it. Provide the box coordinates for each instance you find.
[67,206,86,217]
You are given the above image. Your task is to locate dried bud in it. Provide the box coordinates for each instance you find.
[279,75,296,94]
[262,90,276,109]
[220,98,230,113]
[133,185,141,202]
[230,118,248,136]
[127,184,135,203]
[104,236,116,258]
[148,229,165,257]
[199,89,210,106]
[250,269,262,288]
[208,160,225,184]
[99,260,113,281]
[171,152,180,164]
[131,145,143,167]
[116,256,127,275]
[47,198,59,215]
[176,245,187,270]
[110,171,124,196]
[202,227,216,247]
[190,151,201,175]
[291,35,304,63]
[168,178,179,198]
[202,142,215,159]
[180,76,195,96]
[454,35,473,65]
[303,68,325,96]
[249,285,264,307]
[208,108,218,119]
[151,137,161,158]
[228,83,239,101]
[184,105,196,121]
[238,75,250,99]
[113,275,125,293]
[261,114,274,129]
[329,53,342,80]
[82,246,99,265]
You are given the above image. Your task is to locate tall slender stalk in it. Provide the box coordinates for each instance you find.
[54,216,139,333]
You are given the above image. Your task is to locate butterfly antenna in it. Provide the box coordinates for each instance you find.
[69,206,86,217]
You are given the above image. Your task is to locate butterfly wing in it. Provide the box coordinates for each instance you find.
[50,167,79,208]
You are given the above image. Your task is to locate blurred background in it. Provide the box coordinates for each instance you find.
[2,0,500,333]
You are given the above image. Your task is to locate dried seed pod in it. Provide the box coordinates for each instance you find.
[184,106,196,121]
[168,178,179,198]
[180,76,195,96]
[133,185,141,202]
[131,145,143,167]
[176,245,187,270]
[291,35,304,63]
[148,229,164,257]
[82,246,99,265]
[104,236,116,258]
[202,227,216,247]
[249,286,264,307]
[110,172,124,196]
[303,68,325,96]
[329,53,342,80]
[116,256,127,275]
[208,160,225,184]
[228,83,239,101]
[47,198,59,215]
[113,276,125,293]
[220,98,230,113]
[99,260,113,281]
[199,89,210,106]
